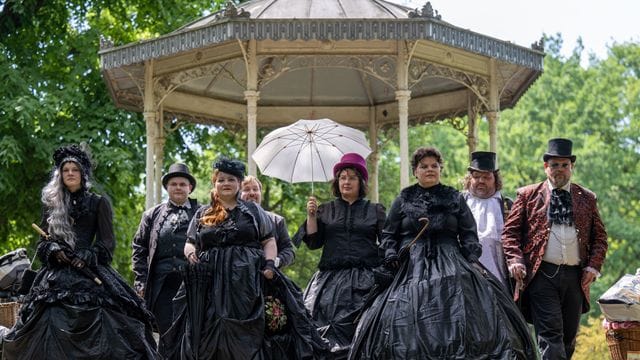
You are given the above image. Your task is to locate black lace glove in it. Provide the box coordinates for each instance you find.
[75,248,97,268]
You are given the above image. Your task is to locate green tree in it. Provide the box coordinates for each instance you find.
[0,0,226,280]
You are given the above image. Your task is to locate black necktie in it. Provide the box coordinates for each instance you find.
[548,188,573,225]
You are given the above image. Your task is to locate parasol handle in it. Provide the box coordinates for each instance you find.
[32,223,49,239]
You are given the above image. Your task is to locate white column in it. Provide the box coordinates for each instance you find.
[467,92,478,156]
[244,39,259,176]
[143,60,157,209]
[245,90,260,176]
[397,41,411,188]
[396,90,411,188]
[488,59,500,160]
[155,137,165,203]
[368,107,379,202]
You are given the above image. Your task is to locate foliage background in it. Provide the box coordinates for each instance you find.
[2,1,639,357]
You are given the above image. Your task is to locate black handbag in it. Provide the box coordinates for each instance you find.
[0,248,32,295]
[16,250,37,295]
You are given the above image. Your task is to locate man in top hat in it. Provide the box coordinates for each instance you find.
[132,163,201,334]
[502,138,608,359]
[462,151,511,287]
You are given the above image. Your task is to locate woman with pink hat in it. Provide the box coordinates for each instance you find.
[293,153,386,359]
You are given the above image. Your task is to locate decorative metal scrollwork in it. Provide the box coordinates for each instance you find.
[408,2,442,20]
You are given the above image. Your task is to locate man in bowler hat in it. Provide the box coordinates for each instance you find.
[462,151,511,287]
[132,163,201,334]
[502,138,608,359]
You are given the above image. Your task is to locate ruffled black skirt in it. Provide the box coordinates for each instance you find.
[1,264,158,359]
[349,240,535,359]
[303,267,376,359]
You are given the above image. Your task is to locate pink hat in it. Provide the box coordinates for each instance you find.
[333,153,368,182]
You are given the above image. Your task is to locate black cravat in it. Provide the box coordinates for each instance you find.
[170,203,188,211]
[548,188,573,225]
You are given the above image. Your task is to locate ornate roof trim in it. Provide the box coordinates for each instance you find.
[99,18,544,71]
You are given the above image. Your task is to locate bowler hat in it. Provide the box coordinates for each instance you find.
[333,153,368,182]
[468,151,498,172]
[543,138,576,162]
[162,163,196,190]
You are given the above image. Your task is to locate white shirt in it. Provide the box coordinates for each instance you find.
[542,181,581,266]
[466,190,508,285]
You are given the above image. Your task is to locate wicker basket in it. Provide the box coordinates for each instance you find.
[0,301,20,328]
[606,328,640,360]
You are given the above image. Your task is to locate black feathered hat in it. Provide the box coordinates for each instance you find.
[53,144,93,177]
[213,157,245,179]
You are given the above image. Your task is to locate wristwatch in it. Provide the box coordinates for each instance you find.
[274,257,281,268]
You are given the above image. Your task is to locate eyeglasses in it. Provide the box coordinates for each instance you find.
[548,162,571,169]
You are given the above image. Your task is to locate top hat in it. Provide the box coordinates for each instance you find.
[468,151,498,172]
[333,153,368,182]
[543,138,576,162]
[162,163,196,190]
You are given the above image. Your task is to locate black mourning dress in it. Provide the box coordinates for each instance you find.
[293,198,386,359]
[162,201,329,360]
[1,191,158,359]
[348,184,535,359]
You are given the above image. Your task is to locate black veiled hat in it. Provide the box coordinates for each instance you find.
[468,151,498,172]
[53,144,93,176]
[543,138,576,162]
[213,157,245,179]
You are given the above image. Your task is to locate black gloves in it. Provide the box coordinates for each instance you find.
[383,250,399,269]
[76,248,97,267]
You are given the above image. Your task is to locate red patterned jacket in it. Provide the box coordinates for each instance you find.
[502,181,608,313]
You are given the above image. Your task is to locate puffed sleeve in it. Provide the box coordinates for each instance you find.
[251,202,274,241]
[456,194,481,263]
[292,203,327,249]
[94,196,115,265]
[379,196,402,257]
[36,209,61,266]
[186,206,205,249]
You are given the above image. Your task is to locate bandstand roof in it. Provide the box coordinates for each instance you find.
[99,0,545,130]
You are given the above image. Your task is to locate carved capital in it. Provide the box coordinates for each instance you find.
[395,90,411,101]
[244,90,260,102]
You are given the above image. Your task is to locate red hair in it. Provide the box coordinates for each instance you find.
[200,170,227,226]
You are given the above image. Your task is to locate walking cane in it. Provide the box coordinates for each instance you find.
[354,217,430,322]
[31,223,103,285]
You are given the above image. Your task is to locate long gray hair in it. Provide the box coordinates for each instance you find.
[41,160,91,249]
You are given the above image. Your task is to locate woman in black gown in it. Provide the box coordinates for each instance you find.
[293,153,386,359]
[161,158,278,359]
[349,147,535,359]
[2,144,158,359]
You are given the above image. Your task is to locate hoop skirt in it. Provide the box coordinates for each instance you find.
[349,240,535,359]
[348,184,535,359]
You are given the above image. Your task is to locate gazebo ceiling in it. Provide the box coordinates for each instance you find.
[99,0,544,130]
